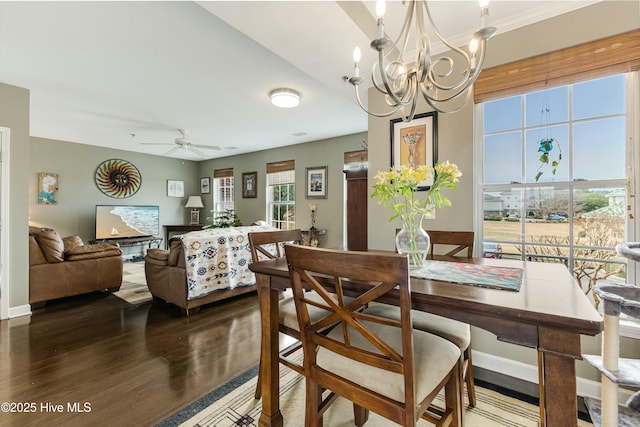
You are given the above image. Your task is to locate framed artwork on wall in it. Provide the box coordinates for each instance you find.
[390,111,438,190]
[38,172,59,205]
[95,158,141,198]
[305,166,327,199]
[200,177,210,194]
[242,172,257,198]
[167,179,185,197]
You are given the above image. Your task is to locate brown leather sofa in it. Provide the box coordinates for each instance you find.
[29,226,124,308]
[144,239,256,315]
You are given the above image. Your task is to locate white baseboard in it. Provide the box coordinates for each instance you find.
[9,304,32,318]
[473,349,634,403]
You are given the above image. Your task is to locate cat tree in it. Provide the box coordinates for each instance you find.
[583,242,640,426]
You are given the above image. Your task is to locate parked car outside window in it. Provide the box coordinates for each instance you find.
[483,243,503,259]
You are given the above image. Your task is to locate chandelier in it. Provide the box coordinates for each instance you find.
[347,0,496,120]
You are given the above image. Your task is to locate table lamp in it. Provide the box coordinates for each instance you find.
[185,196,204,225]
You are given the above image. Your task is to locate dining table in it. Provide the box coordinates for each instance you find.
[249,254,603,427]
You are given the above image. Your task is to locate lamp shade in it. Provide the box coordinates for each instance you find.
[185,196,204,209]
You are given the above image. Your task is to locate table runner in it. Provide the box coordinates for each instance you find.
[411,260,523,291]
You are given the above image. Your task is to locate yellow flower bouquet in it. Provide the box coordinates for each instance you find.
[372,161,462,267]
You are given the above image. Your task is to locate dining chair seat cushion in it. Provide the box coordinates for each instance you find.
[317,320,460,403]
[365,303,471,350]
[279,292,352,331]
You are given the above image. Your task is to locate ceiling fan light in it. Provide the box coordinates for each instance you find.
[269,88,300,108]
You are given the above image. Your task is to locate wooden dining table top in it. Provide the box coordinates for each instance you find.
[249,254,603,343]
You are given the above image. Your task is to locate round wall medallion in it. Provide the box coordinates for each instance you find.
[95,159,141,198]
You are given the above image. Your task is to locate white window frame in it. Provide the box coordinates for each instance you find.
[213,176,234,214]
[473,71,640,337]
[266,170,295,230]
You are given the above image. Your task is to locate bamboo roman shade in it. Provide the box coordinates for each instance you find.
[474,29,640,103]
[213,168,233,178]
[344,150,368,165]
[266,160,295,174]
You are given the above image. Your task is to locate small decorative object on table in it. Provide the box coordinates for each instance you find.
[372,161,462,268]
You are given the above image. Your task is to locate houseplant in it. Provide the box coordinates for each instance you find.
[371,161,462,268]
[203,209,242,229]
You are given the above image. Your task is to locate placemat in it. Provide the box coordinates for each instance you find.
[411,260,523,291]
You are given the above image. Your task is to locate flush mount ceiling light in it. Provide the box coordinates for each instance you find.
[346,0,496,120]
[269,88,300,108]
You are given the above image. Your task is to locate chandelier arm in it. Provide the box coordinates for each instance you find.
[352,84,405,118]
[425,36,489,96]
[422,0,472,64]
[423,85,474,114]
[377,48,406,107]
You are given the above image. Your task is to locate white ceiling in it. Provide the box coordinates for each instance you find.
[0,1,599,160]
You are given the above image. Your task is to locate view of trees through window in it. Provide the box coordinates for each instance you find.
[267,170,295,230]
[479,73,632,307]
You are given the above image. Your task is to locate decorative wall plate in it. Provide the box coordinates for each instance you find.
[95,159,141,198]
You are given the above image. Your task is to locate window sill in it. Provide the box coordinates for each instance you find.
[620,319,640,339]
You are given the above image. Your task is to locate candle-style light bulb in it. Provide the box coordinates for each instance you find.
[376,0,386,18]
[469,38,479,70]
[353,46,361,78]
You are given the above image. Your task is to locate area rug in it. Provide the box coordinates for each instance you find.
[113,261,152,305]
[159,352,593,427]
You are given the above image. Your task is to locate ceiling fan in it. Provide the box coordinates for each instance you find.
[139,129,221,158]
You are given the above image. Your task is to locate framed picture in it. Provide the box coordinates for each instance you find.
[242,171,257,198]
[38,172,59,205]
[306,166,327,199]
[167,179,185,197]
[390,111,438,189]
[200,177,210,194]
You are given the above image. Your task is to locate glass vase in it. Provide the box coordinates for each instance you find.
[395,214,430,269]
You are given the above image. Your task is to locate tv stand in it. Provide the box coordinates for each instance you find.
[90,236,163,251]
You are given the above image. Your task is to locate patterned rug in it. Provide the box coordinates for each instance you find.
[113,261,152,305]
[159,352,594,427]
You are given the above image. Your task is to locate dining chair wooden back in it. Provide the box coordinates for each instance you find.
[284,244,463,427]
[386,228,477,407]
[248,229,303,399]
[427,230,475,257]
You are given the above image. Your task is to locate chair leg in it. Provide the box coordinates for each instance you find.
[443,357,464,427]
[464,347,477,408]
[306,378,322,427]
[254,357,263,399]
[353,404,369,427]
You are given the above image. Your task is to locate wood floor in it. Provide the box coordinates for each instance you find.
[0,290,264,426]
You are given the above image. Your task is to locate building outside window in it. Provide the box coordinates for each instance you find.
[476,72,638,311]
[266,160,295,230]
[213,168,234,215]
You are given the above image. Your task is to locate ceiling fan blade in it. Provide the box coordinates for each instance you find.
[140,142,173,146]
[163,146,181,156]
[188,146,208,158]
[192,143,221,150]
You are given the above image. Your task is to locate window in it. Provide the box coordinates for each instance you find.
[213,168,234,213]
[266,161,295,230]
[476,73,638,310]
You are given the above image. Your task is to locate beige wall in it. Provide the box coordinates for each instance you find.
[366,1,640,382]
[197,132,366,250]
[0,83,31,309]
[29,137,201,243]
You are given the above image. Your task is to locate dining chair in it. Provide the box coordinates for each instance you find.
[248,229,347,401]
[284,244,464,427]
[382,228,477,407]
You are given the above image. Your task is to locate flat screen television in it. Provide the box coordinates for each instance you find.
[95,205,160,240]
